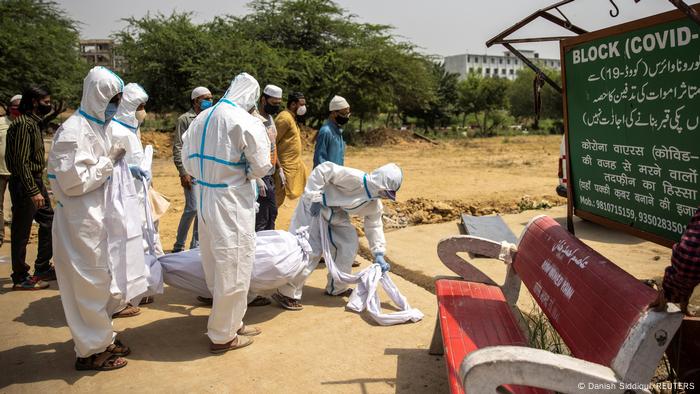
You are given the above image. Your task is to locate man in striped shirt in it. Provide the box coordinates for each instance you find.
[5,86,55,290]
[651,206,700,315]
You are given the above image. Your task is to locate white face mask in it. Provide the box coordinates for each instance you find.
[135,109,147,124]
[296,105,307,116]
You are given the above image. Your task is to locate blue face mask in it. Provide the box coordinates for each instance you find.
[200,100,213,110]
[105,102,118,121]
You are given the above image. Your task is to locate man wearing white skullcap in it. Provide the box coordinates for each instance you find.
[313,95,350,168]
[9,95,22,120]
[253,84,282,232]
[171,86,213,253]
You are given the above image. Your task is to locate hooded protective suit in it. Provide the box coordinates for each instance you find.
[108,83,148,170]
[181,72,272,344]
[48,66,124,357]
[106,83,165,257]
[289,162,403,296]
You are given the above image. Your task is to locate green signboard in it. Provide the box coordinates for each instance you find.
[562,9,700,245]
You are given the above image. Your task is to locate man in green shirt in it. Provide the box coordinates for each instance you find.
[6,86,54,290]
[172,86,212,253]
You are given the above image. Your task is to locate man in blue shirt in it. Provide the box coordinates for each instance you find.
[313,95,350,168]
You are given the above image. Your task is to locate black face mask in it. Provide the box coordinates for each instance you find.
[264,103,280,116]
[336,115,349,125]
[37,103,52,116]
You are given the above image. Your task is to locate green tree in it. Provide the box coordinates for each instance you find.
[114,12,211,112]
[508,67,562,122]
[113,0,438,133]
[474,77,510,136]
[402,62,458,131]
[456,72,481,128]
[0,0,87,103]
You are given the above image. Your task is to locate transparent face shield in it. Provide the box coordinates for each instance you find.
[377,189,397,201]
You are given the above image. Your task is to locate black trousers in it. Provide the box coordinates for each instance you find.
[255,175,278,232]
[9,175,53,284]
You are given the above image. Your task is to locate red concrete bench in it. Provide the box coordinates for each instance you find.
[429,215,683,394]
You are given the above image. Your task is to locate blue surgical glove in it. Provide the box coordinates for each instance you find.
[310,202,322,217]
[129,165,149,181]
[374,254,390,273]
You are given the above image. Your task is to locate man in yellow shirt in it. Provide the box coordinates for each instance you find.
[273,92,308,207]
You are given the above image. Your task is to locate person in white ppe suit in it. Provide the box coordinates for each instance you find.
[107,83,165,256]
[106,82,163,311]
[181,72,272,353]
[281,162,402,308]
[48,66,133,371]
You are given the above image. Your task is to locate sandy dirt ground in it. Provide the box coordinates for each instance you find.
[1,134,693,392]
[153,134,565,250]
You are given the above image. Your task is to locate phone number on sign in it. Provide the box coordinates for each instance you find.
[637,212,685,235]
[592,201,685,234]
[595,200,635,220]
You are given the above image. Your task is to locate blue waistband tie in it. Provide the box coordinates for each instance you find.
[187,153,246,167]
[194,179,228,188]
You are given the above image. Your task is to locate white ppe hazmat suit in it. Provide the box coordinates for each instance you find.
[289,162,403,296]
[316,215,423,325]
[104,160,149,307]
[48,66,125,357]
[106,82,165,257]
[181,73,272,344]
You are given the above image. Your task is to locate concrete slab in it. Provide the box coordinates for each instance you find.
[0,252,446,393]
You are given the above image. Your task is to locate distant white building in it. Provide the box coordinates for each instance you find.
[443,50,561,80]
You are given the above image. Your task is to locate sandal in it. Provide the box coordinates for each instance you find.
[112,304,141,319]
[139,296,154,305]
[106,339,130,357]
[324,288,353,297]
[197,296,213,306]
[237,325,262,336]
[247,295,271,307]
[210,336,254,354]
[271,292,303,311]
[75,350,127,371]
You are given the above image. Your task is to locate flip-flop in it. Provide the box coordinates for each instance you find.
[210,336,254,354]
[237,325,262,336]
[112,305,141,319]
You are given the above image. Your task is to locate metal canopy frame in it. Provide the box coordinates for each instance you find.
[486,0,586,93]
[486,0,700,94]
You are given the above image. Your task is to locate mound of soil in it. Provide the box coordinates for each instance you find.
[141,131,173,159]
[356,128,427,147]
[351,195,563,236]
